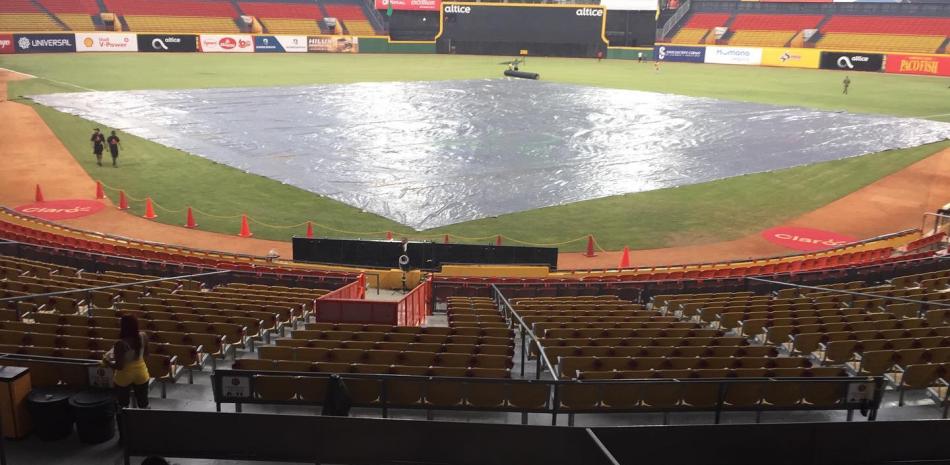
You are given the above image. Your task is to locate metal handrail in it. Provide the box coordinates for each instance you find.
[0,270,232,303]
[745,276,950,309]
[492,284,556,380]
[211,368,886,425]
[659,0,691,42]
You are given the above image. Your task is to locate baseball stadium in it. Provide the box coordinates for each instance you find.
[0,0,949,463]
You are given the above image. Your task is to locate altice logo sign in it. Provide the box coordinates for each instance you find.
[575,7,603,16]
[444,4,470,13]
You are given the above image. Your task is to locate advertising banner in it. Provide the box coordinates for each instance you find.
[704,46,762,66]
[0,34,13,54]
[885,54,950,77]
[76,33,138,52]
[375,0,440,11]
[254,35,308,53]
[13,34,76,53]
[819,51,883,72]
[200,34,254,53]
[137,34,198,52]
[654,45,705,63]
[760,47,820,69]
[307,36,359,53]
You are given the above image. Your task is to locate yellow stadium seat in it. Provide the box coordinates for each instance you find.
[0,13,65,31]
[57,13,96,31]
[260,18,320,35]
[728,30,796,47]
[817,33,945,54]
[123,15,239,33]
[670,28,708,44]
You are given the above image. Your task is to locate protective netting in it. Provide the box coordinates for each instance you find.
[32,79,950,230]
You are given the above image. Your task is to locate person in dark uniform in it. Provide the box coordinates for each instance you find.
[107,130,122,167]
[842,76,851,95]
[90,128,105,166]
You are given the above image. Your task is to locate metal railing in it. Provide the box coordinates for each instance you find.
[492,284,556,380]
[658,0,691,42]
[745,276,950,310]
[211,368,886,426]
[0,270,232,303]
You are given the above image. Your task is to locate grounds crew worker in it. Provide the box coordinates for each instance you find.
[107,130,122,167]
[90,128,105,166]
[842,76,851,95]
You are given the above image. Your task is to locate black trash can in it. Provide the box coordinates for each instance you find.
[26,388,75,441]
[69,390,116,444]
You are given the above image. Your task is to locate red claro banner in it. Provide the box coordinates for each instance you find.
[885,54,950,77]
[375,0,440,11]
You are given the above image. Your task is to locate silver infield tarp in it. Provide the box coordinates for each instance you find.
[32,79,950,230]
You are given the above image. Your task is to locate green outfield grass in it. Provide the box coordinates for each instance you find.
[2,53,949,252]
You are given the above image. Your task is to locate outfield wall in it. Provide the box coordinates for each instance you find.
[1,31,946,77]
[654,43,950,77]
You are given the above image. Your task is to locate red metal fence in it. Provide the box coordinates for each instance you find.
[397,276,432,326]
[315,274,430,326]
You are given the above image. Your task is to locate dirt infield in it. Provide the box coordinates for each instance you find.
[1,71,948,270]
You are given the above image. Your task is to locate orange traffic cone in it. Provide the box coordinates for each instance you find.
[305,221,314,238]
[34,184,44,202]
[619,246,631,269]
[238,214,253,238]
[495,235,503,246]
[386,231,393,240]
[184,207,197,229]
[443,234,450,244]
[95,181,105,200]
[585,235,596,258]
[118,191,129,210]
[143,197,157,219]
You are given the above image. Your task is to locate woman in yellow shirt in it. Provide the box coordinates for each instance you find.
[105,315,151,408]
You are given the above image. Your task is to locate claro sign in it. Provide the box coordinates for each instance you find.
[885,54,950,77]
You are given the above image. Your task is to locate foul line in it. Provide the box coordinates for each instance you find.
[0,67,96,92]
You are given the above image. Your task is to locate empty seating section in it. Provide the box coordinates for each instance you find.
[447,297,506,328]
[0,14,64,32]
[104,0,239,32]
[323,3,378,35]
[730,14,822,31]
[683,13,730,29]
[57,13,97,30]
[728,30,796,47]
[249,321,516,376]
[817,16,949,54]
[0,252,336,393]
[239,2,323,34]
[0,210,357,283]
[645,269,950,411]
[38,0,102,14]
[821,16,950,36]
[104,0,237,17]
[669,12,949,54]
[817,33,945,54]
[671,28,708,44]
[122,15,239,32]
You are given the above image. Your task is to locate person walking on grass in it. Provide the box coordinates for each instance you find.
[842,75,851,95]
[107,130,122,167]
[90,128,105,166]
